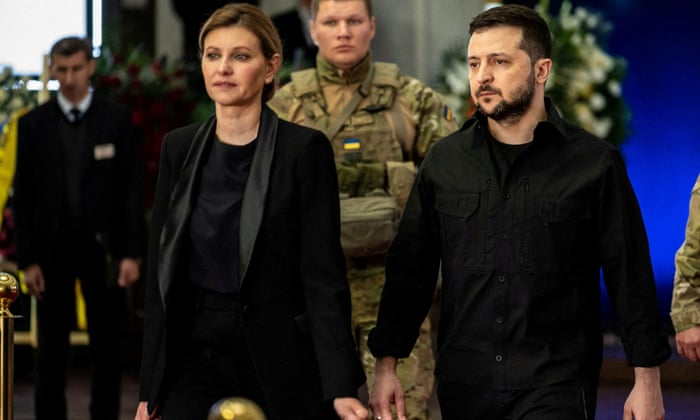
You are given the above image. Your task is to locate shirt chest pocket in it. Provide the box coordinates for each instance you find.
[435,192,481,258]
[533,197,594,263]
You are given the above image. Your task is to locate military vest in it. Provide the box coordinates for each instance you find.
[289,63,416,257]
[289,62,411,164]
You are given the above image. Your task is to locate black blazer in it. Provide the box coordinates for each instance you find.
[13,95,145,270]
[139,106,365,419]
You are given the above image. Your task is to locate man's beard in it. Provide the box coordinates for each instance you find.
[476,68,535,123]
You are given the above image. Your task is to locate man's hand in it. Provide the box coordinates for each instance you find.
[118,258,141,287]
[675,325,700,362]
[623,366,664,420]
[333,397,369,420]
[134,401,160,420]
[369,356,407,420]
[22,264,45,299]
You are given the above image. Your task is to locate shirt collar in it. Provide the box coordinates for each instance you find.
[316,53,372,85]
[469,97,569,143]
[57,91,93,118]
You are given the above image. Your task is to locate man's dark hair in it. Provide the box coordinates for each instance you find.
[49,36,93,64]
[469,4,552,62]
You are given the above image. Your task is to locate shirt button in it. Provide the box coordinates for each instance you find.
[501,232,508,240]
[498,275,505,283]
[496,317,504,324]
[496,355,503,362]
[504,193,511,200]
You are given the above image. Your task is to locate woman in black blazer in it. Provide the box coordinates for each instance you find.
[134,4,367,420]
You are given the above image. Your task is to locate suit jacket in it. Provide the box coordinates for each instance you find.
[13,95,145,270]
[139,106,365,419]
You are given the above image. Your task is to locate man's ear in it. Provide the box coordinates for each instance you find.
[535,57,552,85]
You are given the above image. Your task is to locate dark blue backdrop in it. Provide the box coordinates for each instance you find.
[550,0,700,330]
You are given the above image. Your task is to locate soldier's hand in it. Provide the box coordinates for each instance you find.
[676,325,700,362]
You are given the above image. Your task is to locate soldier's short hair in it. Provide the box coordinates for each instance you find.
[469,4,552,62]
[311,0,373,19]
[49,37,93,65]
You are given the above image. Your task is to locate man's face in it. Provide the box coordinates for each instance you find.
[50,51,95,103]
[468,25,538,122]
[310,0,375,71]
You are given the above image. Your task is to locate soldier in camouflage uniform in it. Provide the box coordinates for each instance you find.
[268,0,457,418]
[671,174,700,362]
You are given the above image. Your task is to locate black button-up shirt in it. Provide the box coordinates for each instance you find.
[368,99,670,389]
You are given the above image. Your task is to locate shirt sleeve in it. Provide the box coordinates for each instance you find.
[670,174,700,332]
[598,149,670,366]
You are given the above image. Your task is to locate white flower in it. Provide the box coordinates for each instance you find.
[589,92,607,111]
[591,117,613,138]
[607,80,621,97]
[8,96,25,111]
[586,14,600,29]
[585,33,596,47]
[574,102,595,127]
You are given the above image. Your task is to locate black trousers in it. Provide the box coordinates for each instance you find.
[35,239,125,420]
[159,289,338,420]
[159,289,269,419]
[437,379,598,420]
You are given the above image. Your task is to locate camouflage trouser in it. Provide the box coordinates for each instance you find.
[348,261,434,420]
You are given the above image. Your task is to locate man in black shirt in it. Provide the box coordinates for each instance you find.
[367,5,670,419]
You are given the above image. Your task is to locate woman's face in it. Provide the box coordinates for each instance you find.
[201,26,279,108]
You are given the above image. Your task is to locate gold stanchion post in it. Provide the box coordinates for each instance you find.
[208,397,266,420]
[0,272,19,420]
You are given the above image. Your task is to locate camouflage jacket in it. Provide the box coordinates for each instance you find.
[671,174,700,332]
[268,54,457,165]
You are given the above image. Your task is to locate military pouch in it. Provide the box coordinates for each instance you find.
[337,161,387,198]
[386,161,416,211]
[340,195,399,257]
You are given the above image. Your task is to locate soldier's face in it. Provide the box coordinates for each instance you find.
[310,0,376,71]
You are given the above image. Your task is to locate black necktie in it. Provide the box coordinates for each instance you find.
[70,108,81,123]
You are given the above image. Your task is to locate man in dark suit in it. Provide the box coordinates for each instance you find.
[13,36,146,420]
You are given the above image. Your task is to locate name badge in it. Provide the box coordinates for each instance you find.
[94,143,116,160]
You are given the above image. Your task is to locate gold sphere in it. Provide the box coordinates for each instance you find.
[0,272,19,313]
[208,397,266,420]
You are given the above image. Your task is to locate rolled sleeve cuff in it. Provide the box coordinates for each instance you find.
[367,325,418,359]
[670,308,700,333]
[620,334,671,367]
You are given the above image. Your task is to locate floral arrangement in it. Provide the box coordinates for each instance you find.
[93,47,212,206]
[0,66,38,126]
[437,0,631,147]
[0,66,36,263]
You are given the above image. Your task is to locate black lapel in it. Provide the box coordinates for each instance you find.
[238,105,278,284]
[158,116,216,306]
